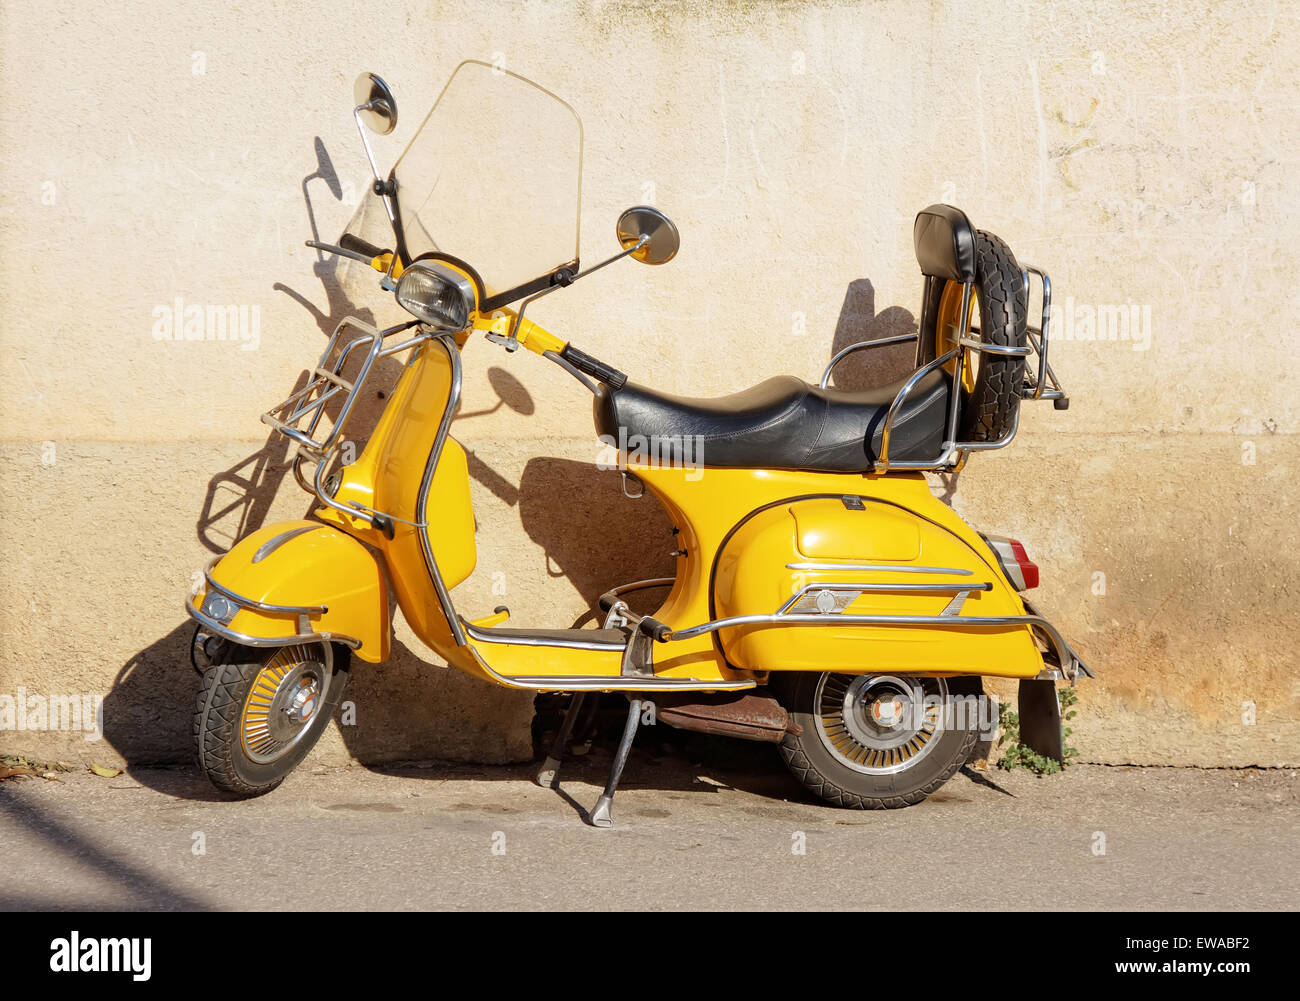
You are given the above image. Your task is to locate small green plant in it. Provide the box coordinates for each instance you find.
[996,686,1079,775]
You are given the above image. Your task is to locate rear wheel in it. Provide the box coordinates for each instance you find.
[777,672,983,808]
[194,642,350,797]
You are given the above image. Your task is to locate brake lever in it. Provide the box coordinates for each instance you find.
[484,331,520,352]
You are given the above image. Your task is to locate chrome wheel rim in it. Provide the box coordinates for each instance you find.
[240,645,330,765]
[814,674,947,775]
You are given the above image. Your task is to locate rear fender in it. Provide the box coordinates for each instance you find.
[187,520,390,663]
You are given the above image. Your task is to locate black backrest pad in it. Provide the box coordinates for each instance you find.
[913,204,976,283]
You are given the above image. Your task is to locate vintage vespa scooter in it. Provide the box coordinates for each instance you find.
[187,61,1091,825]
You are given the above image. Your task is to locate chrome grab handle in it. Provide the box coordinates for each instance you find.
[818,333,919,389]
[875,346,959,471]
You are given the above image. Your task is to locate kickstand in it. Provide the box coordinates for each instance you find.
[535,693,587,788]
[589,697,642,828]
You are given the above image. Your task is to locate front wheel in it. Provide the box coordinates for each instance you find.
[776,672,984,809]
[194,642,350,797]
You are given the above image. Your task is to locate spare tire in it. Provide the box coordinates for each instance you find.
[918,229,1026,442]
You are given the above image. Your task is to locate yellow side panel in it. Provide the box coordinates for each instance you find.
[714,500,1039,677]
[466,642,625,680]
[794,500,920,561]
[633,464,1044,681]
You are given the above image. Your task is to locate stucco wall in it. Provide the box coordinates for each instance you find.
[1,0,1296,768]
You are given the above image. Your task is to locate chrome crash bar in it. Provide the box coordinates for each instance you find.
[610,574,1091,683]
[184,557,362,653]
[658,601,1091,683]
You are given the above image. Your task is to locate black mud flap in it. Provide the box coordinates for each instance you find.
[1017,679,1064,764]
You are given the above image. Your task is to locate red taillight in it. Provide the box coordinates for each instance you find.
[981,533,1040,590]
[1007,538,1039,589]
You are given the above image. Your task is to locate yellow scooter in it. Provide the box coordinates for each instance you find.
[188,61,1090,825]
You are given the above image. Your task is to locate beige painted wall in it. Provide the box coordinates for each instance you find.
[1,0,1296,768]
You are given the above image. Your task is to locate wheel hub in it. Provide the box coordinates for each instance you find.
[280,676,321,727]
[815,674,947,775]
[241,646,330,764]
[869,695,906,728]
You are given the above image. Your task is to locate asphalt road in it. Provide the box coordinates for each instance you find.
[2,750,1297,911]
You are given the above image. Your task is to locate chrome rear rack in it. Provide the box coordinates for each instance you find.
[819,266,1068,473]
[1020,265,1069,407]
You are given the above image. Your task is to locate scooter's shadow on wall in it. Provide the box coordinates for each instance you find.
[824,278,918,390]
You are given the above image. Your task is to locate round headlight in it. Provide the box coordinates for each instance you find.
[395,261,475,331]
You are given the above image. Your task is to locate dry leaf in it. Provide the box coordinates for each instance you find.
[0,765,37,781]
[89,763,123,778]
[41,771,62,782]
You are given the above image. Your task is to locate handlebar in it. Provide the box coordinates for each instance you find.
[310,236,626,390]
[560,345,626,389]
[338,233,390,260]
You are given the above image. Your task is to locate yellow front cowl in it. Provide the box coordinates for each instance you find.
[193,519,391,662]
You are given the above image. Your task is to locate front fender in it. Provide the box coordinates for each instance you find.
[188,520,390,663]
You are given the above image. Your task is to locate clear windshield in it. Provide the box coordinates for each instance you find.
[389,61,582,300]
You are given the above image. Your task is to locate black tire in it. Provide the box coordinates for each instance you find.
[194,642,350,797]
[777,673,984,809]
[919,229,1027,442]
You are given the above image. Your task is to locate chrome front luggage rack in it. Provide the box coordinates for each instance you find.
[819,266,1067,473]
[260,315,431,531]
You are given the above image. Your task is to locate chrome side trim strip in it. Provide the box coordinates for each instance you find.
[252,524,322,564]
[785,562,974,576]
[775,581,992,614]
[203,558,327,616]
[669,612,1046,641]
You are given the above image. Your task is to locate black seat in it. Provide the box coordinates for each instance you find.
[594,370,949,473]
